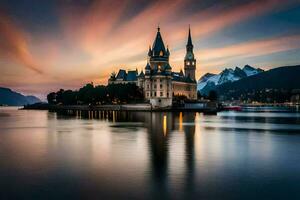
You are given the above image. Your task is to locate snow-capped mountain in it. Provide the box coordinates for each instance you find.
[197,65,263,95]
[243,65,263,76]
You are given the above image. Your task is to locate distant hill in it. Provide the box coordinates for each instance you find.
[216,65,300,101]
[0,87,41,106]
[197,65,263,95]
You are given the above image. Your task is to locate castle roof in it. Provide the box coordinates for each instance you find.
[172,71,196,83]
[127,70,138,81]
[152,26,166,55]
[138,70,145,78]
[115,69,137,81]
[116,69,127,80]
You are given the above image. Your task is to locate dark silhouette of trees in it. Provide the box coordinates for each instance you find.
[47,83,144,105]
[208,90,218,101]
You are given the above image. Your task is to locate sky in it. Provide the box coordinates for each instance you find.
[0,0,300,99]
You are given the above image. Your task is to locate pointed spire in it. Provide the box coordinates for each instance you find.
[145,62,151,70]
[166,45,170,56]
[180,69,184,76]
[187,25,193,47]
[152,26,166,56]
[148,45,152,56]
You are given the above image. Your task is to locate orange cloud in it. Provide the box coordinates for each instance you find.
[0,13,42,74]
[1,0,299,97]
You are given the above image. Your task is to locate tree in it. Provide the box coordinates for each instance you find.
[61,90,77,105]
[46,83,144,105]
[56,89,65,104]
[78,83,94,104]
[208,90,218,101]
[47,92,56,104]
[197,91,203,99]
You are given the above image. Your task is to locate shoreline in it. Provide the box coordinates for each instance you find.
[22,103,220,114]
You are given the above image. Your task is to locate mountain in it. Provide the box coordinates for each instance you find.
[197,65,263,95]
[25,95,42,104]
[243,64,264,76]
[0,87,41,106]
[216,65,300,101]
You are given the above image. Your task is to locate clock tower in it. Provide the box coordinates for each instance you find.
[184,26,196,81]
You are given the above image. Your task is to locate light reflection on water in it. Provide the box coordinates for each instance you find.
[0,107,300,199]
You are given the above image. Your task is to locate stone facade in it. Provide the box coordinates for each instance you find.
[109,26,197,107]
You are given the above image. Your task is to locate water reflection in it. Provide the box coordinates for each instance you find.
[98,111,199,199]
[1,108,300,199]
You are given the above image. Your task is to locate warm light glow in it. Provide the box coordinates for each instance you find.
[163,115,167,136]
[113,111,115,123]
[179,112,183,132]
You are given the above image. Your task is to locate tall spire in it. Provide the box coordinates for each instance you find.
[184,25,196,81]
[187,25,193,47]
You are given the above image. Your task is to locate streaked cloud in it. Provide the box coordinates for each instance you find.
[0,0,299,97]
[0,12,42,74]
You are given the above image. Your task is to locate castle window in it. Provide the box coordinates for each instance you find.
[154,92,157,97]
[167,92,169,97]
[147,84,149,89]
[160,92,163,97]
[147,92,149,97]
[154,84,157,89]
[187,61,190,65]
[192,61,195,65]
[159,51,163,56]
[160,84,163,89]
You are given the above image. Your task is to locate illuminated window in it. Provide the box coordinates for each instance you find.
[187,61,190,65]
[192,62,195,65]
[159,51,163,56]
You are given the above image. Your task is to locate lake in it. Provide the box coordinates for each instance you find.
[0,107,300,199]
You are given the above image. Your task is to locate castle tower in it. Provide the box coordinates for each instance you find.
[148,26,170,70]
[144,26,173,107]
[184,26,196,81]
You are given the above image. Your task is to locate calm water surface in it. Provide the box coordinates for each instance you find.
[0,107,300,199]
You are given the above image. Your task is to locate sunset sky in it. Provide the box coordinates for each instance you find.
[1,0,300,99]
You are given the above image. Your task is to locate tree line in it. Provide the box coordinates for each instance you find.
[47,83,144,105]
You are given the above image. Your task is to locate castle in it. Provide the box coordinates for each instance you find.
[108,26,197,107]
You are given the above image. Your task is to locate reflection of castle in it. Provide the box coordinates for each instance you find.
[109,27,197,107]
